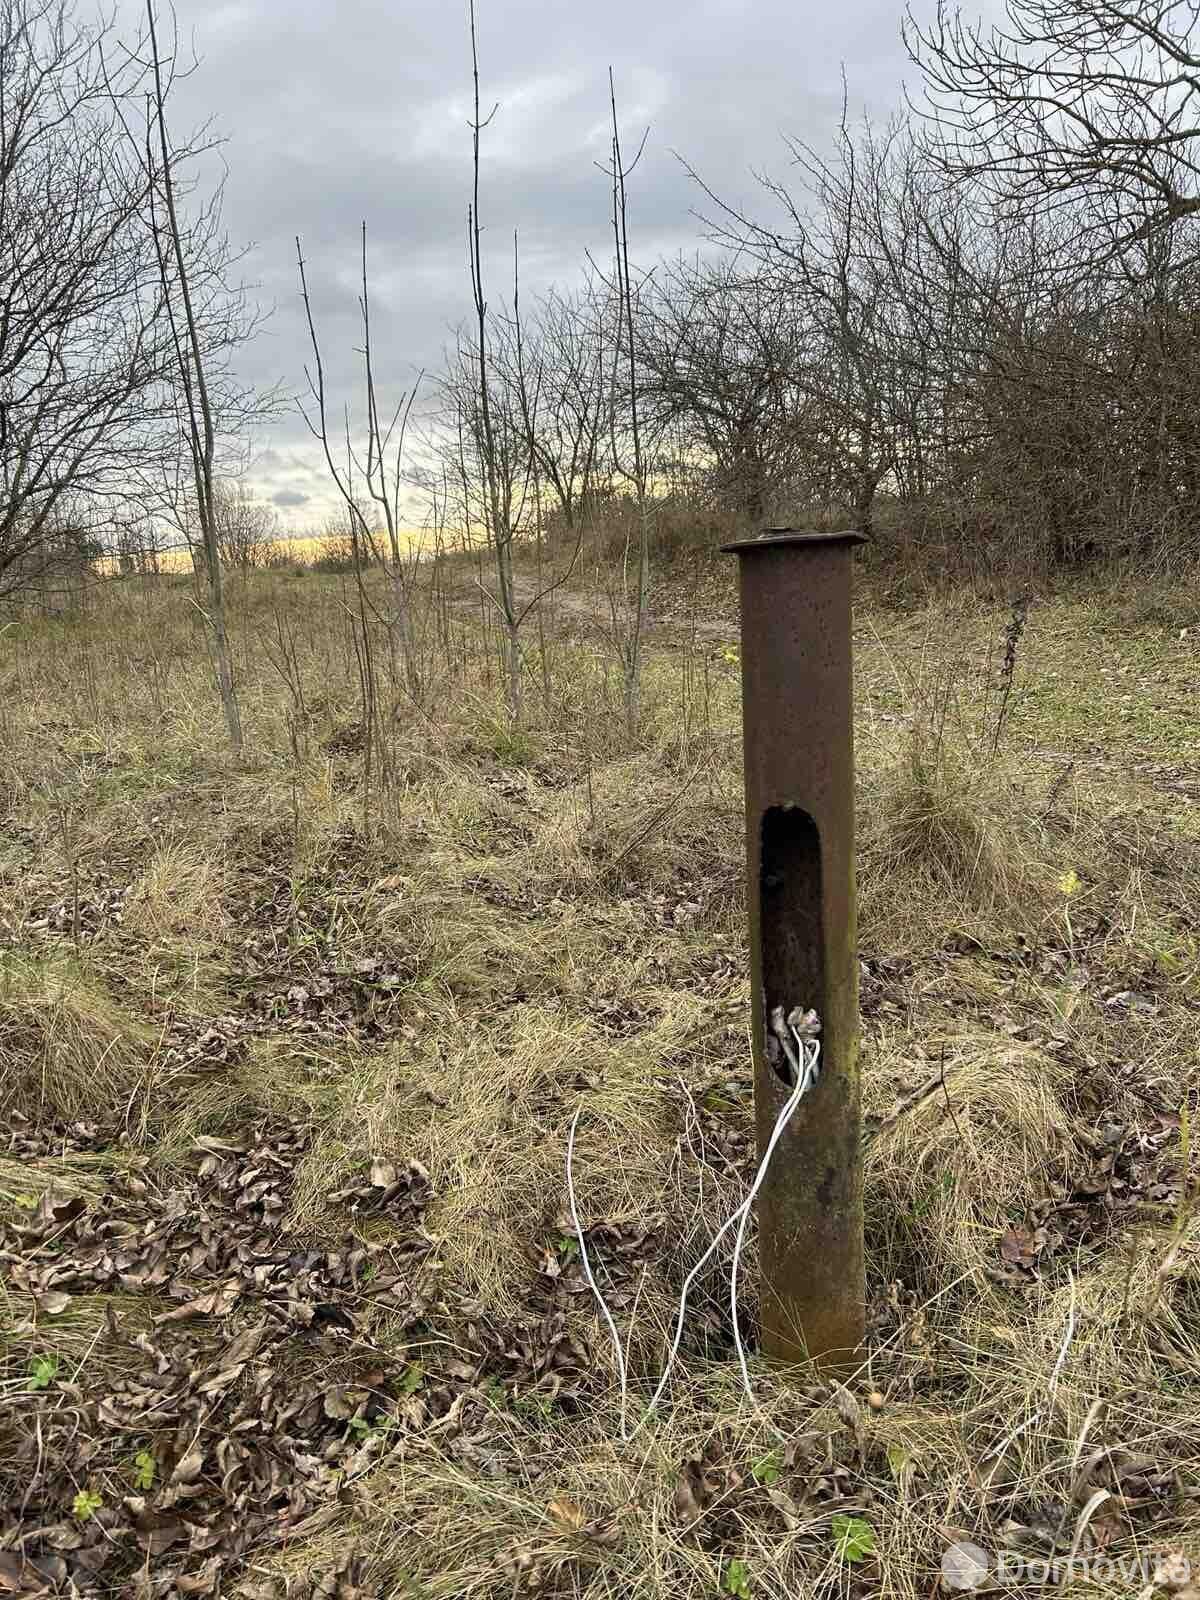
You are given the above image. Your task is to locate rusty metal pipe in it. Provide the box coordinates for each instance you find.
[721,528,866,1371]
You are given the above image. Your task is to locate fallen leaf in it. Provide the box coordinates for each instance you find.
[547,1496,586,1534]
[171,1447,206,1485]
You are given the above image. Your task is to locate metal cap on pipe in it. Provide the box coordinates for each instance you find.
[720,528,869,554]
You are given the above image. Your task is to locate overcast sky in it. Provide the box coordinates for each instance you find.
[146,0,979,530]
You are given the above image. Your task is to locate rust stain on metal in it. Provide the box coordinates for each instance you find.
[721,527,866,1371]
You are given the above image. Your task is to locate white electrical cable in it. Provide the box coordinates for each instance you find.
[567,1017,821,1440]
[730,1028,820,1396]
[567,1103,630,1439]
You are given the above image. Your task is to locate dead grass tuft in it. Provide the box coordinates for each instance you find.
[867,1033,1074,1290]
[123,838,229,944]
[0,952,152,1123]
[860,727,1054,954]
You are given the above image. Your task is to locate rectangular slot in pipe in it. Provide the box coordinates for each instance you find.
[760,805,824,1087]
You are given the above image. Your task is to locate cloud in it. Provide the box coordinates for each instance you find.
[122,0,1002,519]
[271,489,310,509]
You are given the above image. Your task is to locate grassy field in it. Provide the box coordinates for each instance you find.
[3,558,1200,1598]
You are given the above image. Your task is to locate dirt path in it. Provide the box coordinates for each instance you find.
[508,570,736,645]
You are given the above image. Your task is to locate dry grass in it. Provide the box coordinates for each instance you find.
[0,952,153,1123]
[3,563,1200,1597]
[867,731,1047,915]
[122,838,230,945]
[866,1034,1075,1290]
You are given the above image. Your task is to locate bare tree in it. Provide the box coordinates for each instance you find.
[453,1,579,719]
[510,280,610,532]
[687,108,920,534]
[639,253,814,522]
[170,471,279,572]
[905,0,1200,251]
[684,108,1042,536]
[464,0,525,719]
[437,316,535,565]
[142,0,243,750]
[113,515,163,574]
[296,225,422,692]
[601,68,652,737]
[211,480,278,571]
[0,0,248,601]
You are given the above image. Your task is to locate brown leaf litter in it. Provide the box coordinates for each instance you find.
[0,1130,445,1596]
[1,1116,619,1597]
